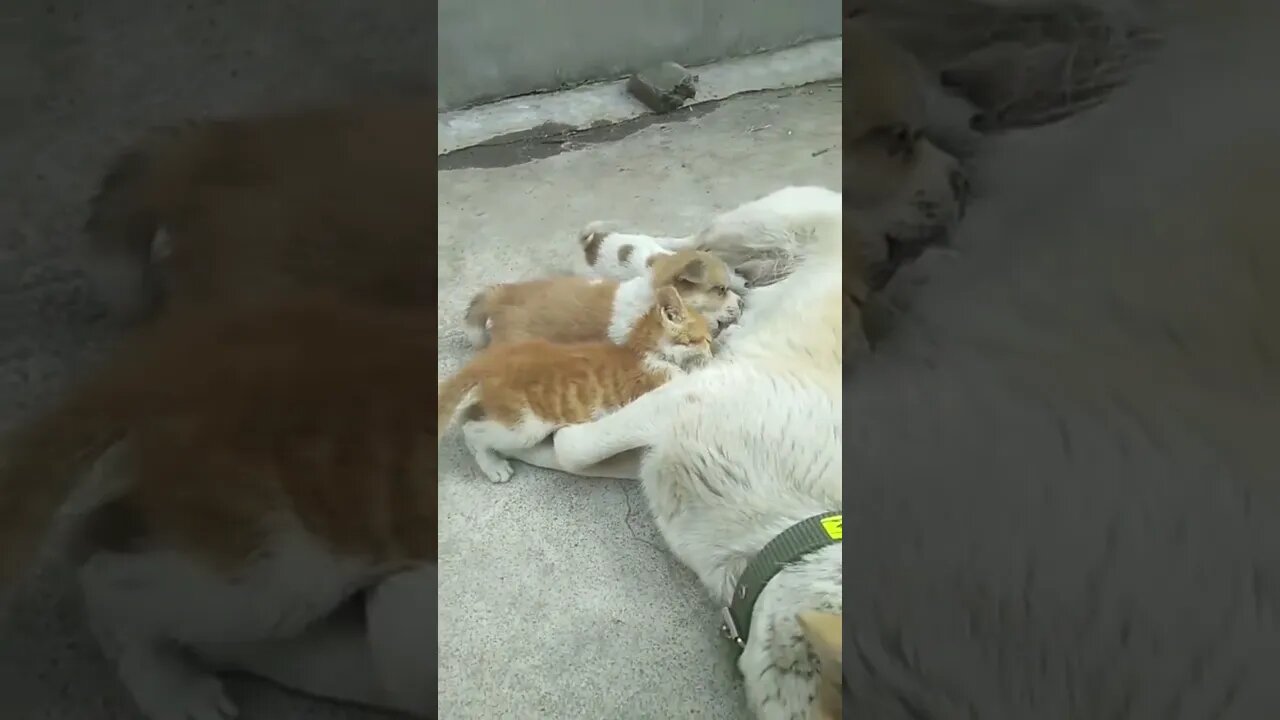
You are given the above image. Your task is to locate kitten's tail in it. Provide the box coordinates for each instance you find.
[437,369,480,442]
[84,121,217,321]
[463,290,493,349]
[0,401,126,583]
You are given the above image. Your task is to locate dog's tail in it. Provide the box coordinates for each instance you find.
[437,368,481,442]
[84,121,218,321]
[463,290,494,348]
[0,397,127,583]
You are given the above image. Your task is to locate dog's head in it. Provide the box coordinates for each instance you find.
[649,249,743,330]
[846,15,969,264]
[799,611,843,720]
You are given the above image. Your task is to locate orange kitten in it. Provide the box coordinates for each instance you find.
[438,286,712,483]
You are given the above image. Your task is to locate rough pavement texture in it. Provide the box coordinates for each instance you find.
[1,1,428,718]
[437,84,840,718]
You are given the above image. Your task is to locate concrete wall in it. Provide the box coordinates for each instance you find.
[438,0,842,110]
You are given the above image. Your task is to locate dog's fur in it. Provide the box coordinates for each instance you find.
[501,186,846,719]
[797,612,843,720]
[824,1,1280,716]
[525,0,1280,717]
[465,249,740,348]
[83,101,433,322]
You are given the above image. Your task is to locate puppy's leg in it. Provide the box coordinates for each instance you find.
[461,418,554,483]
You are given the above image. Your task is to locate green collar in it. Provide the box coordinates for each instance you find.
[721,512,843,649]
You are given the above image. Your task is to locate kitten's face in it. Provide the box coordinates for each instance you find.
[654,286,713,368]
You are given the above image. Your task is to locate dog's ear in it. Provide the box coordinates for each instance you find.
[798,611,843,720]
[656,286,688,325]
[676,256,708,284]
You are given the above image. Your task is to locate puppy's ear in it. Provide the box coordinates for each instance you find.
[798,612,843,720]
[677,257,707,284]
[656,286,688,325]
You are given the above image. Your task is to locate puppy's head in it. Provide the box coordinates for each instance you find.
[798,611,843,720]
[846,16,968,260]
[649,250,743,330]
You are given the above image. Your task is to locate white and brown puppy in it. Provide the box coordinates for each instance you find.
[465,249,741,348]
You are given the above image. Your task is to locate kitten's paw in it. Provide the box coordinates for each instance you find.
[477,457,515,483]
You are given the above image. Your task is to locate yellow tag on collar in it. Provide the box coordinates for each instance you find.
[820,514,842,541]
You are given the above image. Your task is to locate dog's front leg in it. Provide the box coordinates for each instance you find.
[553,384,678,470]
[504,441,642,480]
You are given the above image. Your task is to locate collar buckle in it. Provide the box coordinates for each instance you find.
[720,607,745,648]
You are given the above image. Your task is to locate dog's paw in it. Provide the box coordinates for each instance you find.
[552,425,602,472]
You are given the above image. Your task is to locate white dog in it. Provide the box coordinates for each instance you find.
[506,186,846,720]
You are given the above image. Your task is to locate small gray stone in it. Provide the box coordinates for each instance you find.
[627,62,697,114]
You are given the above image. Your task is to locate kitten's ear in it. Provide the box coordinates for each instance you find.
[656,286,687,324]
[798,611,843,719]
[677,257,707,284]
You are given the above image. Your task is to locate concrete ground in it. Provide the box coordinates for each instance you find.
[437,83,840,718]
